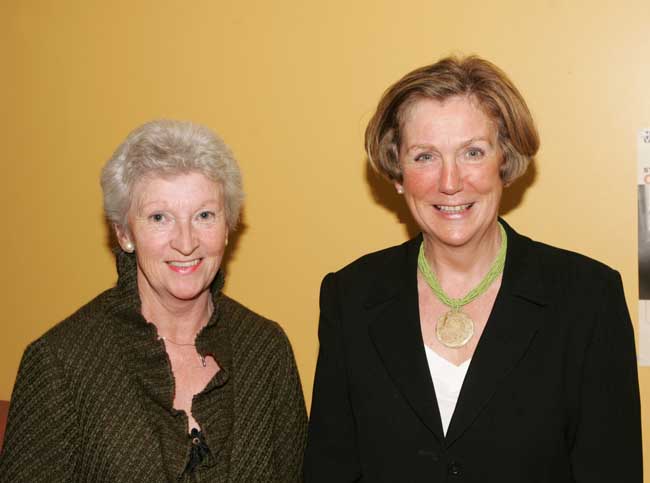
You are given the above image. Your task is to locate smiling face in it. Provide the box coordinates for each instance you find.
[396,95,504,250]
[116,171,228,309]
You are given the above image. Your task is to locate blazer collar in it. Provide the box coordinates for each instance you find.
[499,218,548,307]
[366,219,549,446]
[364,219,547,306]
[363,234,421,309]
[366,233,444,440]
[445,219,549,445]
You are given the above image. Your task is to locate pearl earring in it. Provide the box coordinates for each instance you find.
[396,186,404,194]
[124,242,134,253]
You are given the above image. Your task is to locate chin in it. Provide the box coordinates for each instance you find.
[423,224,475,246]
[167,284,210,302]
[439,234,475,248]
[424,216,497,246]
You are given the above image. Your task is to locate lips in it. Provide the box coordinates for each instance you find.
[434,203,474,213]
[167,258,203,273]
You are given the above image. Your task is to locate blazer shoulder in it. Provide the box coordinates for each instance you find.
[319,237,418,311]
[513,232,622,306]
[331,237,417,282]
[527,237,618,281]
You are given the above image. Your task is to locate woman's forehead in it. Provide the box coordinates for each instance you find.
[400,96,498,144]
[130,172,222,209]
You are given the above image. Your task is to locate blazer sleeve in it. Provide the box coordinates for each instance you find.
[570,269,643,482]
[304,273,361,483]
[272,326,308,483]
[0,338,80,482]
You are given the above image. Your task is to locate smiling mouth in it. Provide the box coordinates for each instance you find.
[167,259,202,268]
[435,203,474,213]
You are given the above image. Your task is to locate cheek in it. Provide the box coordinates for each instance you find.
[465,164,503,195]
[133,231,168,256]
[401,169,437,196]
[478,175,503,196]
[201,230,228,254]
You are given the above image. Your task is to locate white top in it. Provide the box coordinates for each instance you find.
[424,345,471,435]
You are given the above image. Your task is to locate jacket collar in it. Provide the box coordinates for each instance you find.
[105,250,233,476]
[364,219,547,309]
[114,250,226,316]
[366,219,549,445]
[499,218,548,307]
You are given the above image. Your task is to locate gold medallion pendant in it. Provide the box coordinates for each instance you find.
[419,222,507,350]
[435,310,474,348]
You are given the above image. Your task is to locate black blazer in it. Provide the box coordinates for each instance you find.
[304,221,642,483]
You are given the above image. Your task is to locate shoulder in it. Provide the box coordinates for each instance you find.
[503,223,625,318]
[325,237,417,287]
[27,287,119,360]
[218,294,293,352]
[218,295,301,396]
[339,238,415,275]
[318,237,418,309]
[516,230,619,287]
[13,287,126,405]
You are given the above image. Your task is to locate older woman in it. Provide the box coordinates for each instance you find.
[0,120,307,482]
[304,57,642,482]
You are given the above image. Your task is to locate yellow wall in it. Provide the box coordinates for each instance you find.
[2,0,649,473]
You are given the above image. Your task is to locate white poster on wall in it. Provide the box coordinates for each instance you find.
[637,128,650,365]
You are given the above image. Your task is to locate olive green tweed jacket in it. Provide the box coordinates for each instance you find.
[0,252,307,482]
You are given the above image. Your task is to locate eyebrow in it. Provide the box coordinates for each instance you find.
[137,198,220,211]
[405,136,495,153]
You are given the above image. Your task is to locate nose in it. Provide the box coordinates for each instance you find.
[170,219,199,255]
[439,159,463,195]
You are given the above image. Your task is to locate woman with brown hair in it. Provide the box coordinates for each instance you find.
[304,56,642,482]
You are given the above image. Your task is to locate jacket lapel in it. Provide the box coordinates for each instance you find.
[367,236,446,442]
[445,221,549,446]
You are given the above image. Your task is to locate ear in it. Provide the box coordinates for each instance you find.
[394,181,404,195]
[114,224,134,253]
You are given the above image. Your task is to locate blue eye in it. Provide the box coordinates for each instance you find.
[414,153,432,162]
[466,148,484,159]
[198,211,215,221]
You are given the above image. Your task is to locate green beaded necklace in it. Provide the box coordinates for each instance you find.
[417,222,507,348]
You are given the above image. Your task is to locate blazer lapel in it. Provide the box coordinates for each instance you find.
[367,236,446,442]
[445,221,549,446]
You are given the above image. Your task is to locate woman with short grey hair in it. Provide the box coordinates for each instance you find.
[102,120,244,231]
[0,120,307,482]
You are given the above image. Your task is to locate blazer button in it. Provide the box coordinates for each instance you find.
[448,461,462,477]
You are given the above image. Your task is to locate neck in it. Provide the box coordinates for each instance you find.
[138,276,213,342]
[422,221,503,297]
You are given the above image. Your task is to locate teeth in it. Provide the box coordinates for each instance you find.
[168,259,200,267]
[436,204,472,213]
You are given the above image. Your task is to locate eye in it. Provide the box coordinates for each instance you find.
[414,152,433,162]
[465,148,485,160]
[197,211,215,221]
[149,213,165,223]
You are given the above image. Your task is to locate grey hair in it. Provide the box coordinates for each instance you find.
[100,120,244,231]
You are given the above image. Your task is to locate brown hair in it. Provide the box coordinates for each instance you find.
[365,56,539,183]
